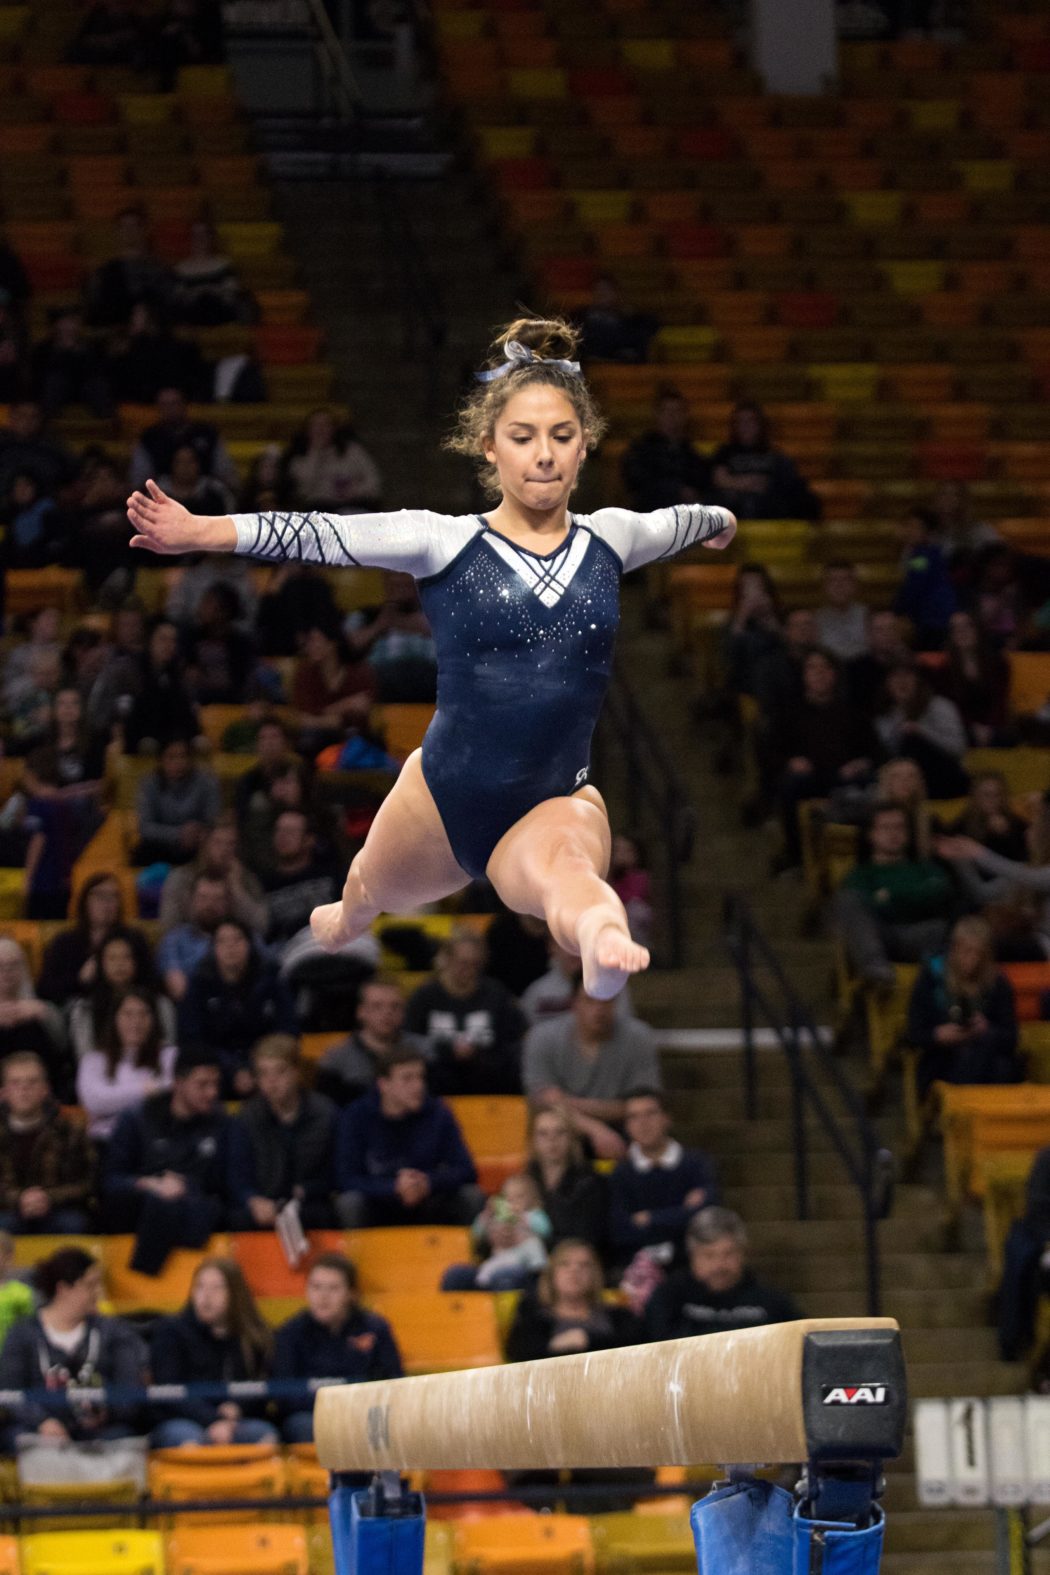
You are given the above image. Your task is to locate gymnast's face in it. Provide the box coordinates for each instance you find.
[484,385,586,516]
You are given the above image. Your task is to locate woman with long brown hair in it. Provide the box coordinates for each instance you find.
[504,1238,639,1364]
[906,916,1021,1095]
[76,989,176,1142]
[525,1106,605,1248]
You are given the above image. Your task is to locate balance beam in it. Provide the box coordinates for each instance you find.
[316,1317,906,1472]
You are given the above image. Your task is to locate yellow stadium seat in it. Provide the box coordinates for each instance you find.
[447,1096,528,1192]
[378,703,436,758]
[938,1084,1050,1211]
[1008,652,1050,717]
[506,68,568,99]
[844,191,904,226]
[963,749,1050,795]
[369,1291,501,1373]
[177,66,236,97]
[118,94,179,124]
[479,127,538,160]
[344,1227,472,1295]
[808,364,880,403]
[652,326,719,362]
[881,260,946,294]
[4,567,81,617]
[0,868,25,920]
[452,1514,594,1575]
[217,222,283,258]
[22,1530,164,1575]
[589,1512,696,1571]
[621,39,676,72]
[957,160,1015,192]
[166,1524,309,1575]
[149,1453,287,1527]
[1022,1021,1050,1084]
[981,1151,1031,1278]
[866,965,919,1084]
[20,1476,142,1534]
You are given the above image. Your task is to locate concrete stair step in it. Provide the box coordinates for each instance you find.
[905,1359,1026,1398]
[750,1252,976,1292]
[746,1217,945,1253]
[883,1513,997,1552]
[729,1186,935,1222]
[902,1327,1000,1363]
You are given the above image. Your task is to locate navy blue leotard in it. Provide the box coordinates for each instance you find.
[231,503,731,878]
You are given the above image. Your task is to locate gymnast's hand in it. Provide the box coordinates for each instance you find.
[127,479,236,554]
[703,511,737,551]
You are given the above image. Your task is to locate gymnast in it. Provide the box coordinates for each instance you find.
[126,318,736,1001]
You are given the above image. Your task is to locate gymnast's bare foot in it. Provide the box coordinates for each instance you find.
[310,901,354,952]
[578,915,650,1000]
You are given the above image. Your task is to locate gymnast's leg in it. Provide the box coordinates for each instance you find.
[311,749,470,949]
[485,786,649,1000]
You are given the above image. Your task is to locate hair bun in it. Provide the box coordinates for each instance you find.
[494,316,581,365]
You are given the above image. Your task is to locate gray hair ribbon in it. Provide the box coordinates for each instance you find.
[475,339,582,383]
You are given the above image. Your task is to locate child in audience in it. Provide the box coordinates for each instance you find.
[443,1173,551,1291]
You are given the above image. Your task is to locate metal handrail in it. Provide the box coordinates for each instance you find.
[723,891,894,1316]
[303,0,362,116]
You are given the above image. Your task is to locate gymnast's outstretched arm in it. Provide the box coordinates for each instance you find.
[589,502,737,572]
[126,480,477,578]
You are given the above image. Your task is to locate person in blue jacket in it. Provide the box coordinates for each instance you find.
[273,1252,403,1443]
[334,1046,483,1228]
[607,1088,719,1270]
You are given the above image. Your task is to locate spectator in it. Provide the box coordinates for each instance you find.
[645,1207,800,1340]
[101,1045,229,1276]
[2,646,61,756]
[228,1035,335,1229]
[998,1143,1050,1359]
[173,219,250,327]
[893,508,957,649]
[344,571,437,704]
[182,583,256,707]
[525,1105,606,1248]
[0,1248,146,1449]
[256,561,339,658]
[159,816,267,935]
[0,401,76,499]
[722,566,785,706]
[443,1173,551,1291]
[484,909,550,1000]
[814,561,869,662]
[30,308,113,419]
[621,387,710,513]
[875,661,969,799]
[134,737,221,867]
[128,388,239,496]
[107,302,206,406]
[121,618,199,754]
[233,718,300,821]
[152,0,225,84]
[0,1054,94,1234]
[975,545,1026,649]
[405,932,525,1096]
[240,446,288,515]
[315,977,425,1107]
[71,0,148,66]
[156,873,233,1001]
[66,453,138,594]
[709,403,820,522]
[77,989,178,1145]
[283,409,382,512]
[769,648,878,872]
[291,620,375,751]
[0,940,70,1097]
[523,987,662,1160]
[273,1252,403,1443]
[257,809,341,947]
[608,1090,720,1269]
[334,1046,483,1228]
[609,834,652,947]
[158,445,236,523]
[165,546,257,634]
[907,917,1021,1095]
[149,1259,275,1447]
[939,610,1010,746]
[69,928,175,1060]
[179,922,295,1095]
[520,934,633,1026]
[847,608,912,717]
[940,773,1029,863]
[576,274,655,365]
[834,803,955,989]
[2,604,62,712]
[22,687,107,806]
[937,831,1050,962]
[85,208,174,329]
[931,480,1000,564]
[39,872,152,1007]
[0,472,63,570]
[505,1239,640,1363]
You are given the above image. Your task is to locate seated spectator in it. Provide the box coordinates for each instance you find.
[39,872,151,1007]
[2,647,60,757]
[240,445,288,514]
[523,987,662,1160]
[273,1252,403,1443]
[814,561,869,662]
[158,444,236,524]
[256,561,339,657]
[893,508,957,649]
[621,387,710,513]
[484,909,549,999]
[939,610,1010,747]
[645,1207,800,1340]
[2,605,61,712]
[576,274,655,365]
[940,773,1029,863]
[520,935,633,1026]
[182,583,256,706]
[150,1259,275,1448]
[66,452,139,594]
[31,307,113,419]
[157,873,233,1001]
[722,566,785,707]
[334,1046,483,1228]
[345,571,437,704]
[180,922,295,1095]
[607,1090,720,1270]
[443,1173,551,1292]
[907,917,1021,1096]
[173,219,250,327]
[753,607,818,748]
[709,403,820,522]
[937,830,1050,962]
[107,302,206,406]
[233,718,301,821]
[876,661,969,800]
[257,809,341,948]
[70,928,174,1059]
[834,803,955,989]
[121,618,199,754]
[976,543,1025,657]
[997,1142,1050,1359]
[0,1248,146,1450]
[292,620,375,752]
[228,1035,335,1228]
[77,990,178,1145]
[315,977,425,1107]
[769,648,878,871]
[932,480,1001,565]
[22,686,107,806]
[0,1054,94,1234]
[134,737,221,868]
[609,834,652,947]
[0,940,70,1097]
[505,1239,641,1363]
[847,608,912,718]
[405,932,525,1096]
[128,387,239,496]
[101,1045,229,1276]
[525,1106,606,1248]
[283,409,383,512]
[165,546,257,634]
[71,0,149,66]
[0,402,76,500]
[0,472,63,570]
[159,815,267,936]
[85,208,174,330]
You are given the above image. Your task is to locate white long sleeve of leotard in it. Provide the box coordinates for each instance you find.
[229,509,480,579]
[585,504,735,573]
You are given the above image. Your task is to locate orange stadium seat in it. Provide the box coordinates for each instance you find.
[344,1227,472,1294]
[166,1524,309,1575]
[370,1292,502,1373]
[448,1096,528,1191]
[229,1232,343,1298]
[452,1515,595,1575]
[149,1451,286,1528]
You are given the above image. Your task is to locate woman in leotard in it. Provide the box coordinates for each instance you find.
[127,318,736,1000]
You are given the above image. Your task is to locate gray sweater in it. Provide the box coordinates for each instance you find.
[136,768,222,855]
[522,1016,661,1102]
